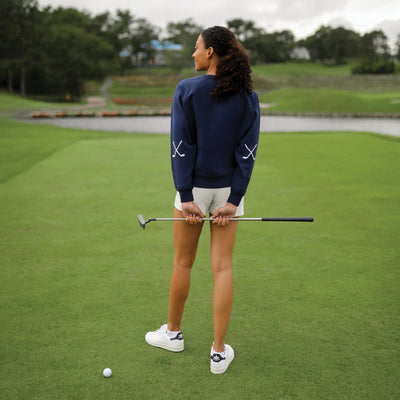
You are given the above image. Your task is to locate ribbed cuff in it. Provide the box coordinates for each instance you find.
[227,192,243,207]
[179,189,193,203]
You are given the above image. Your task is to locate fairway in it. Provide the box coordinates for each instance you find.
[1,120,399,399]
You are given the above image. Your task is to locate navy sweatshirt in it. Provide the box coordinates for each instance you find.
[171,74,260,206]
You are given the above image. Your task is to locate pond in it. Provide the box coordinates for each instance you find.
[27,115,400,137]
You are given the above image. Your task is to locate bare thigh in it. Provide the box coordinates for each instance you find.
[210,220,238,272]
[173,208,203,267]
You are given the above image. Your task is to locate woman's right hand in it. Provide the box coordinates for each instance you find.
[181,202,205,224]
[211,202,237,226]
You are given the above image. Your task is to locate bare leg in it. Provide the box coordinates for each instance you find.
[167,208,203,332]
[210,220,238,352]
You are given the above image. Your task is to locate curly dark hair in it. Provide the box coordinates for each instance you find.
[201,26,253,101]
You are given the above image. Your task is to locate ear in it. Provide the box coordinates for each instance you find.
[207,47,215,58]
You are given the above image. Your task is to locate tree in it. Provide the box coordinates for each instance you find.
[242,30,295,64]
[166,19,203,66]
[303,25,362,64]
[23,20,113,100]
[328,27,361,64]
[304,26,332,62]
[51,6,92,29]
[273,30,295,61]
[352,30,394,74]
[102,9,135,73]
[227,18,263,43]
[0,4,136,97]
[227,19,295,63]
[0,0,42,96]
[397,33,400,61]
[0,0,18,93]
[131,18,160,67]
[359,30,390,63]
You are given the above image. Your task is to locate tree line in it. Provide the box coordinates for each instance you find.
[1,0,399,100]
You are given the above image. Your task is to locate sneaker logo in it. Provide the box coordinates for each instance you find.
[171,332,183,341]
[211,354,226,363]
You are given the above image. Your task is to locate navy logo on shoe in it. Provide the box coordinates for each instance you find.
[211,354,226,362]
[171,332,183,341]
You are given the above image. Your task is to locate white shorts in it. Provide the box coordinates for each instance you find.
[174,187,244,217]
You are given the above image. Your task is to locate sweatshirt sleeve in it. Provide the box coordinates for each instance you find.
[170,83,197,203]
[228,94,260,206]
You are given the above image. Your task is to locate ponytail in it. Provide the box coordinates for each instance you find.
[201,26,253,101]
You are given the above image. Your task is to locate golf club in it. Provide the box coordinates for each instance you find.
[138,214,314,229]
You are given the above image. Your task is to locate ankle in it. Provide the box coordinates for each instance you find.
[167,323,180,332]
[212,343,225,353]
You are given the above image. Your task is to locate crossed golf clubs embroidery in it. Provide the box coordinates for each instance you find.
[172,140,185,158]
[173,141,256,160]
[243,144,257,160]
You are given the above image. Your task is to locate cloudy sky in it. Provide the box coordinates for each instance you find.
[38,0,400,45]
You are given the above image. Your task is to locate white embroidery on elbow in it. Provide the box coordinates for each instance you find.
[243,144,257,160]
[172,140,186,158]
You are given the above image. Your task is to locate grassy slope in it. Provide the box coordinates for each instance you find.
[1,118,399,399]
[0,92,80,112]
[0,117,128,183]
[2,62,400,114]
[252,62,400,113]
[252,62,352,77]
[109,63,400,113]
[258,88,400,113]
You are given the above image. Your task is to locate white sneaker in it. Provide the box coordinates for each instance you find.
[145,324,184,352]
[210,344,234,374]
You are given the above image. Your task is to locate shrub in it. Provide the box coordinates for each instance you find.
[352,58,395,74]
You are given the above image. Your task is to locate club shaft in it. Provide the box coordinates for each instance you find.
[150,217,313,222]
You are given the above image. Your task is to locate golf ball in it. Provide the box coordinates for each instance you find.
[103,368,112,378]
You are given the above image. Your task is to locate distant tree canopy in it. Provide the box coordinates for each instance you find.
[1,0,118,99]
[397,34,400,61]
[228,18,295,63]
[350,30,395,74]
[228,18,394,69]
[0,2,397,99]
[301,26,362,65]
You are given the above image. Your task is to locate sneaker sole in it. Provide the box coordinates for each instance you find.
[211,359,234,374]
[211,365,230,374]
[145,337,184,352]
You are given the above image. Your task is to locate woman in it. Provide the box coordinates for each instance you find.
[145,26,260,374]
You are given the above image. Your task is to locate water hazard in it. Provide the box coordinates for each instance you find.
[28,115,399,137]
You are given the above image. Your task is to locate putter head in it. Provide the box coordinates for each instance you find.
[137,214,147,229]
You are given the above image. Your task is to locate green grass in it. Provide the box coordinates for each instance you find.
[0,117,128,183]
[252,62,352,77]
[251,62,400,95]
[1,118,399,399]
[109,81,176,98]
[106,71,198,100]
[259,88,400,113]
[0,92,80,112]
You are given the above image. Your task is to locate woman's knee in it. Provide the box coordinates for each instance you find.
[174,253,196,269]
[211,258,233,275]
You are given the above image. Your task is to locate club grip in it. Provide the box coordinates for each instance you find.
[261,217,314,222]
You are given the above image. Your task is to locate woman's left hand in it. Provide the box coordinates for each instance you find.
[211,203,237,226]
[181,201,205,224]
